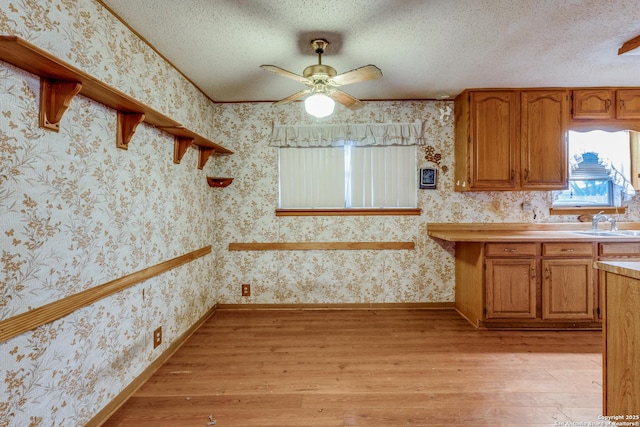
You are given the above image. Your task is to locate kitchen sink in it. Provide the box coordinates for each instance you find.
[575,231,621,236]
[611,230,640,236]
[574,230,640,237]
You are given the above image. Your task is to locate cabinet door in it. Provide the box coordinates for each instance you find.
[520,90,569,190]
[616,89,640,119]
[572,89,615,119]
[485,259,536,319]
[542,259,594,320]
[603,271,640,416]
[469,91,518,190]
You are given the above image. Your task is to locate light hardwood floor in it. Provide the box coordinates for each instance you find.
[103,309,602,426]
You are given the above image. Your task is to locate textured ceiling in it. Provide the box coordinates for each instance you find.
[99,0,640,104]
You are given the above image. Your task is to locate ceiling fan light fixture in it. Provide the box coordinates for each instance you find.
[304,92,335,118]
[261,38,381,116]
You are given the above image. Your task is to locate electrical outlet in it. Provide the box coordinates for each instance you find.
[241,284,251,297]
[153,326,162,348]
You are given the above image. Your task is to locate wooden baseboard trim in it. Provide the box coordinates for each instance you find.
[216,302,455,310]
[87,304,218,427]
[0,245,211,344]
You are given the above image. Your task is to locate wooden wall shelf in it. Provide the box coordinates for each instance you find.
[0,35,232,169]
[207,177,234,187]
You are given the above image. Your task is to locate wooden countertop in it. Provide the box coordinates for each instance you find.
[427,222,640,243]
[595,261,640,280]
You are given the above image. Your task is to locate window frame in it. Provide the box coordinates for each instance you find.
[551,129,635,211]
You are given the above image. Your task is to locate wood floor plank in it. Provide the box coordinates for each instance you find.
[103,309,602,426]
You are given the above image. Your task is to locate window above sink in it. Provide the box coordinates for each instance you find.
[552,130,636,209]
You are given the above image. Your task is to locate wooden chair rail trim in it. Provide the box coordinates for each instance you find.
[228,241,415,251]
[275,208,421,216]
[85,304,217,427]
[0,245,211,344]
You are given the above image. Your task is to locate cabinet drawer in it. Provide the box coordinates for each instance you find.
[599,242,640,257]
[485,243,537,257]
[543,242,593,257]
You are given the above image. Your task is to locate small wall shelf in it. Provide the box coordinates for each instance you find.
[207,177,234,188]
[0,35,232,170]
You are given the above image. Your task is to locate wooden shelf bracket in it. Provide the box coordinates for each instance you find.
[116,111,145,150]
[173,136,195,164]
[198,147,215,170]
[39,78,82,131]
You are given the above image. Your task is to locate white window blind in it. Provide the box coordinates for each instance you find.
[279,145,417,209]
[279,146,346,208]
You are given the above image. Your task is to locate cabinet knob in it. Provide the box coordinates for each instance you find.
[504,248,518,252]
[560,248,575,252]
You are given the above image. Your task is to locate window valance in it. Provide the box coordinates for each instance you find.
[269,121,425,147]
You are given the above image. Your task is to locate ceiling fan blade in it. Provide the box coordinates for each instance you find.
[330,64,382,86]
[260,65,309,84]
[329,89,364,110]
[273,89,311,106]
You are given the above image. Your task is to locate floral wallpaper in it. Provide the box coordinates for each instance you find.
[1,0,220,425]
[2,1,640,426]
[211,100,640,306]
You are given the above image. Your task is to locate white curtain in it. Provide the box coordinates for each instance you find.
[279,145,416,208]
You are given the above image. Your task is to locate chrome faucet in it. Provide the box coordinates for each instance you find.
[592,211,608,231]
[591,211,618,231]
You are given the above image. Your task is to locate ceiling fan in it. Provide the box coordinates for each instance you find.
[260,39,383,117]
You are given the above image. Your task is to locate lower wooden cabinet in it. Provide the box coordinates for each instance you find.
[456,241,600,329]
[485,258,537,319]
[541,258,593,320]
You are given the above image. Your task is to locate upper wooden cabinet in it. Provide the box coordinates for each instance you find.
[520,90,569,190]
[616,89,640,119]
[454,90,518,191]
[572,88,640,121]
[454,89,568,192]
[572,89,615,119]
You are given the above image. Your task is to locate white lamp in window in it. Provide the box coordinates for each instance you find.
[304,85,335,118]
